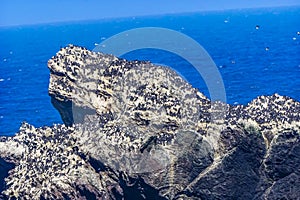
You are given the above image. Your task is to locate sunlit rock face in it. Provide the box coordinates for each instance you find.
[1,45,299,200]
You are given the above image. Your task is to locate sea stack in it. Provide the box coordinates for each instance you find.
[0,45,299,199]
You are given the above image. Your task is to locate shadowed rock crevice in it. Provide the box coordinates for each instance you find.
[1,45,299,199]
[51,97,74,126]
[118,173,168,200]
[51,96,97,126]
[0,158,14,195]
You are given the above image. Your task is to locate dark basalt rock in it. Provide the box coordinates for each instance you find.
[254,129,300,200]
[0,45,299,199]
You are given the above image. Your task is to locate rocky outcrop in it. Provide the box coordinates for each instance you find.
[0,45,299,199]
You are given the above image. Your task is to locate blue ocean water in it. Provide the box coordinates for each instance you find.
[0,6,299,136]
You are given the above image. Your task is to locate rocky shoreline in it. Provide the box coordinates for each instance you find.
[1,45,299,199]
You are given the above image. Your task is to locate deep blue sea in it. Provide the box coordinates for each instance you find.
[0,6,299,136]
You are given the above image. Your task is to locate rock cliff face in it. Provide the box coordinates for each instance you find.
[1,45,300,200]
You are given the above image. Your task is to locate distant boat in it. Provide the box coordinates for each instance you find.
[255,25,260,30]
